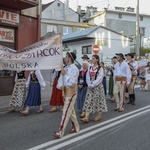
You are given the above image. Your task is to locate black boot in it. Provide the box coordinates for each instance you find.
[127,94,132,104]
[132,94,135,105]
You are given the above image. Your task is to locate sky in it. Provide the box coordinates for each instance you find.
[42,0,150,14]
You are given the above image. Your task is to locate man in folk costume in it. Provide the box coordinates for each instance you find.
[125,53,138,105]
[113,53,132,112]
[53,52,80,138]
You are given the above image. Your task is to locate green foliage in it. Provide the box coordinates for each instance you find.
[140,47,150,56]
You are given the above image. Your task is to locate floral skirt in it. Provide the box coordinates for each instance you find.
[82,83,107,114]
[10,79,27,108]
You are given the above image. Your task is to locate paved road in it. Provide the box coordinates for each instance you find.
[0,88,150,150]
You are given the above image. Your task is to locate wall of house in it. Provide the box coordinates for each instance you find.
[42,1,79,22]
[106,19,136,36]
[63,31,130,64]
[105,12,150,36]
[17,15,38,50]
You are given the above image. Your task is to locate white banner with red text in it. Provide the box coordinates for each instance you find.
[0,34,63,70]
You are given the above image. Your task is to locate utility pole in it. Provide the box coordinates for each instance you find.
[135,0,140,56]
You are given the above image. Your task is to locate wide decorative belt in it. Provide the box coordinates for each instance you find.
[30,81,39,83]
[64,85,76,97]
[115,76,126,82]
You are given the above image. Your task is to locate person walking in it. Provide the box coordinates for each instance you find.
[76,60,89,117]
[125,53,138,105]
[108,56,117,102]
[81,55,107,123]
[8,71,27,112]
[49,69,64,112]
[100,62,107,95]
[53,52,80,138]
[20,70,46,115]
[145,62,150,91]
[113,53,131,112]
[139,66,146,91]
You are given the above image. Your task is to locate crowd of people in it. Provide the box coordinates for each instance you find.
[7,51,150,139]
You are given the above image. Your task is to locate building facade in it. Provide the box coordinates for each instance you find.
[41,0,95,37]
[0,0,40,96]
[62,26,131,65]
[88,6,150,53]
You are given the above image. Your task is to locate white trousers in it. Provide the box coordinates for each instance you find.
[59,94,80,137]
[113,81,126,109]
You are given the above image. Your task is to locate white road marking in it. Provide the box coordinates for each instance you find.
[27,105,150,150]
[47,108,150,150]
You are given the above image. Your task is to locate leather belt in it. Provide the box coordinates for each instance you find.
[115,76,126,82]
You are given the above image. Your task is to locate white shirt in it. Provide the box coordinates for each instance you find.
[26,70,46,90]
[145,67,150,82]
[57,64,79,89]
[86,66,104,88]
[114,61,132,84]
[128,60,138,75]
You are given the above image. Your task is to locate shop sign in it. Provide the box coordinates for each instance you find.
[0,28,14,43]
[97,40,107,46]
[0,9,19,26]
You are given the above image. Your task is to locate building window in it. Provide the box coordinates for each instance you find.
[76,28,85,32]
[63,26,72,35]
[82,45,92,54]
[139,27,145,36]
[47,25,57,34]
[140,16,143,21]
[57,3,60,7]
[118,14,122,19]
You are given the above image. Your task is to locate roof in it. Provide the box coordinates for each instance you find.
[62,25,131,42]
[62,26,99,41]
[42,1,54,11]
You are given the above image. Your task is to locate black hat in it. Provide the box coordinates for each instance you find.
[69,52,76,60]
[125,53,134,58]
[111,56,117,60]
[116,53,125,60]
[81,55,89,60]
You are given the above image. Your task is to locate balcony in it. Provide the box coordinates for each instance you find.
[0,0,38,10]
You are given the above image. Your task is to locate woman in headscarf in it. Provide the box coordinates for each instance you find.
[76,60,89,117]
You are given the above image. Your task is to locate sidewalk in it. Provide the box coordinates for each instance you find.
[0,84,52,112]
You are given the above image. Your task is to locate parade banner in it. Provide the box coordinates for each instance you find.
[0,34,63,70]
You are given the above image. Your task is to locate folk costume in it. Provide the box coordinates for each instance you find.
[9,71,27,112]
[145,67,150,91]
[76,63,88,112]
[102,68,107,95]
[49,69,64,112]
[54,55,80,138]
[81,65,107,123]
[20,70,46,115]
[108,56,117,102]
[126,55,138,105]
[113,53,131,112]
